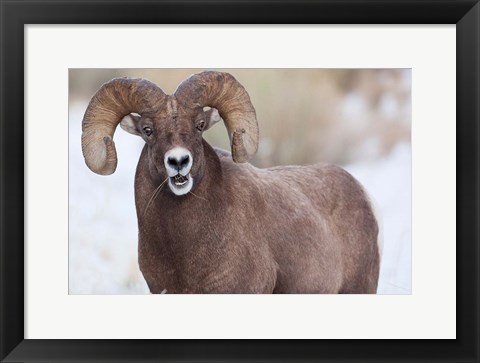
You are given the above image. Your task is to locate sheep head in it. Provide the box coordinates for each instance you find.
[81,71,259,196]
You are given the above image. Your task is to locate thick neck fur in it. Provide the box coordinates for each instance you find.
[134,140,229,293]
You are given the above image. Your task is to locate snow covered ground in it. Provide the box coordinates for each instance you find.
[69,104,411,295]
[345,144,412,294]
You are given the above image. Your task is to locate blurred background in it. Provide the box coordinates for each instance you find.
[69,69,411,294]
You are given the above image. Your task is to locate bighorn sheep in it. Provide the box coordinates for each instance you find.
[81,71,381,294]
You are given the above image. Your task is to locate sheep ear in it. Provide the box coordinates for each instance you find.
[120,113,142,136]
[204,108,223,131]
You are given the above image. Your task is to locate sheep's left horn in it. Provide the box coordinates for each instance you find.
[174,71,258,163]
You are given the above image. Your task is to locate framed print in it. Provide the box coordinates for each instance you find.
[1,1,478,362]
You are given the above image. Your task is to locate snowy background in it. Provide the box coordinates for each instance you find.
[69,69,411,294]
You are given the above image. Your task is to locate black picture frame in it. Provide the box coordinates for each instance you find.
[1,1,478,362]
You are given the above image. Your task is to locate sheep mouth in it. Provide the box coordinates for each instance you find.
[171,173,189,187]
[167,172,193,196]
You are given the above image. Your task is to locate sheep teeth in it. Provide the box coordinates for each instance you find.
[174,174,188,186]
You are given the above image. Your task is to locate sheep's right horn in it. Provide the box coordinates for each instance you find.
[81,78,166,175]
[174,71,258,163]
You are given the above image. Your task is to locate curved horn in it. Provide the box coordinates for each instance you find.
[174,71,258,163]
[81,78,166,175]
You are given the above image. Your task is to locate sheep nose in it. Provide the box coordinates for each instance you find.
[164,147,193,176]
[167,155,190,171]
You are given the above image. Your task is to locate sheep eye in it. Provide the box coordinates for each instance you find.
[196,120,205,131]
[143,127,153,136]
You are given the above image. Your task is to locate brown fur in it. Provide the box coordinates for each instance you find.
[135,142,379,294]
[81,71,380,294]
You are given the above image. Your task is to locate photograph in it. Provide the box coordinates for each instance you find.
[69,68,411,294]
